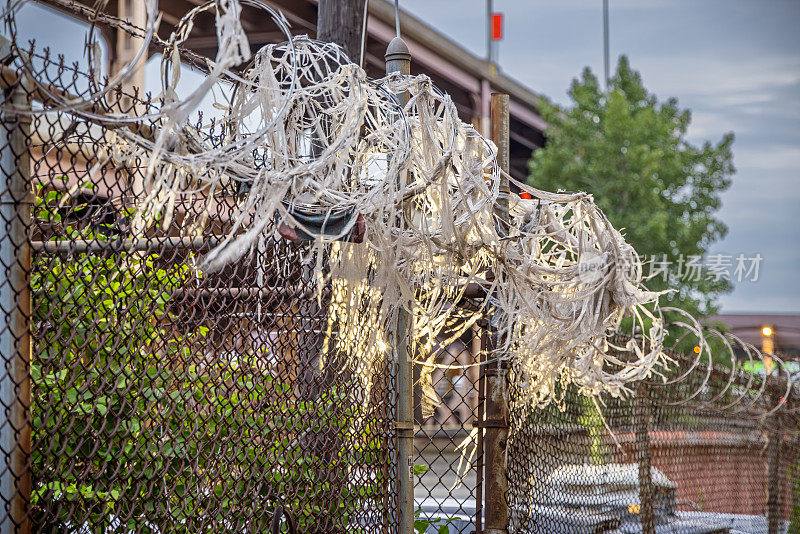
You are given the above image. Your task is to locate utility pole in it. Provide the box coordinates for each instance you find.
[301,1,372,522]
[486,0,503,65]
[309,0,371,384]
[486,0,493,62]
[603,0,610,90]
[317,0,368,62]
[318,3,414,531]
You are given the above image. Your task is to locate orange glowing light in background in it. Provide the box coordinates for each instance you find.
[761,326,775,359]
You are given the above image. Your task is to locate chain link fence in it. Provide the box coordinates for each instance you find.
[1,54,398,533]
[1,48,799,534]
[507,338,800,534]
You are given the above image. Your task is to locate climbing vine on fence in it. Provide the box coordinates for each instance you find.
[29,184,385,532]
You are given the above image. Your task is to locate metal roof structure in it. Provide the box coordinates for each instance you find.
[41,0,546,181]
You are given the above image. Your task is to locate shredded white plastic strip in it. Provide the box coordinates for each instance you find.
[11,1,789,423]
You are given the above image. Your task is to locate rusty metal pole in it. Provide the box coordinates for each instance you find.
[635,383,655,534]
[484,93,510,534]
[386,36,414,534]
[491,94,510,228]
[0,74,32,534]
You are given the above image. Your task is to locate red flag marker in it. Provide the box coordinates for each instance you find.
[491,13,504,41]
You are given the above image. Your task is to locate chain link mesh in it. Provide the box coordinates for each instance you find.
[507,336,800,534]
[413,323,485,533]
[0,55,398,533]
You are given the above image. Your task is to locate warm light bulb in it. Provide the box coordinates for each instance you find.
[762,326,773,337]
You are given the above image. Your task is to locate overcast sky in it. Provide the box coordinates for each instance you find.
[13,0,800,313]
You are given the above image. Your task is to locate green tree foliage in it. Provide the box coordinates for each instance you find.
[528,56,734,318]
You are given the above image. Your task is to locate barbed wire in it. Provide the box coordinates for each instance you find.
[2,0,796,418]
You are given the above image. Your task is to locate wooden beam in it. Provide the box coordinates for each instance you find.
[35,0,547,139]
[509,129,539,151]
[509,99,546,132]
[179,31,286,50]
[259,0,317,33]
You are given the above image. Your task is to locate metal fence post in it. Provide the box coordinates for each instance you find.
[767,390,783,534]
[767,424,782,534]
[635,382,655,534]
[484,93,510,534]
[475,321,487,533]
[0,75,32,534]
[386,36,415,534]
[491,94,510,227]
